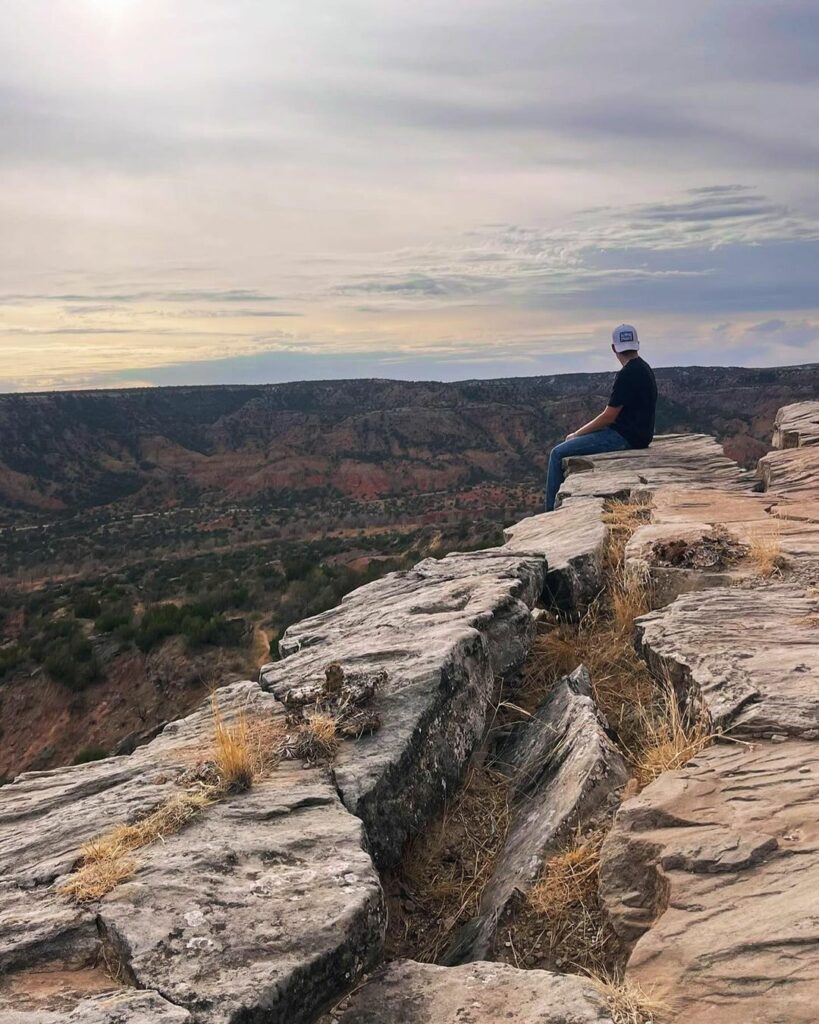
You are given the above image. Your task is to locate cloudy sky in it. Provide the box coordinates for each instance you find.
[2,0,818,392]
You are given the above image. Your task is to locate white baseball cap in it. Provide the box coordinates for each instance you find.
[612,324,639,352]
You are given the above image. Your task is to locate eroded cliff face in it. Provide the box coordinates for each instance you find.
[1,404,817,1024]
[2,366,817,516]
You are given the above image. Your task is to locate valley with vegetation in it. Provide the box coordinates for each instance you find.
[1,364,816,780]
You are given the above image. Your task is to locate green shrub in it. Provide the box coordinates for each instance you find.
[95,605,133,634]
[0,645,25,679]
[72,744,109,765]
[73,594,102,620]
[135,603,246,652]
[44,638,102,691]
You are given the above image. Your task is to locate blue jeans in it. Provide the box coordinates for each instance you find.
[545,428,631,511]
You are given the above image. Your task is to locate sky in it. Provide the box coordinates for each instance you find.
[1,0,819,392]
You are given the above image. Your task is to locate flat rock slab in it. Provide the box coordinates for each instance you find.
[600,739,819,1024]
[503,499,607,611]
[451,667,627,961]
[333,960,613,1024]
[100,772,384,1024]
[0,683,385,1024]
[558,434,744,506]
[262,549,553,867]
[637,583,819,737]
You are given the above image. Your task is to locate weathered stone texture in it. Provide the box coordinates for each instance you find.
[557,433,744,506]
[0,684,384,1024]
[503,499,607,610]
[333,960,614,1024]
[262,532,608,868]
[636,584,819,737]
[451,667,628,961]
[100,773,384,1024]
[772,401,819,449]
[0,991,194,1023]
[600,740,819,1024]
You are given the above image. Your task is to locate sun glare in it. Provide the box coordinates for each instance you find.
[87,0,137,15]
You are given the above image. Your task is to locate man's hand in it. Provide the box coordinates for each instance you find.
[565,431,578,441]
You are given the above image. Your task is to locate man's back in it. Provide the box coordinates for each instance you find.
[609,356,657,449]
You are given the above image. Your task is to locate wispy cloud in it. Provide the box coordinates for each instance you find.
[0,1,817,391]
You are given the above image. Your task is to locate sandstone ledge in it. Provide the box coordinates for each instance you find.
[4,416,817,1024]
[600,740,819,1024]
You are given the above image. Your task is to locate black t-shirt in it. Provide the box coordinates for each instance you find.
[608,356,657,449]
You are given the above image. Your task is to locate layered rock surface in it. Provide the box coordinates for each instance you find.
[3,409,817,1023]
[0,684,384,1024]
[597,402,819,1024]
[557,433,745,507]
[600,740,819,1024]
[450,667,628,961]
[260,515,607,868]
[0,475,613,1021]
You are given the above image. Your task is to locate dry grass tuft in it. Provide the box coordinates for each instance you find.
[385,766,511,963]
[528,828,604,919]
[59,852,136,903]
[293,710,340,762]
[59,789,213,903]
[627,679,713,789]
[592,974,670,1024]
[603,496,653,569]
[498,828,619,975]
[212,695,256,792]
[609,565,653,636]
[61,699,285,904]
[748,529,786,578]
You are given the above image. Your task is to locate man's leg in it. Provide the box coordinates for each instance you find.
[545,428,631,511]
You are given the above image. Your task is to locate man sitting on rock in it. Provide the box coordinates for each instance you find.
[545,324,657,511]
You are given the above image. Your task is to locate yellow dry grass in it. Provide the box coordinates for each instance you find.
[603,495,653,568]
[59,789,212,903]
[212,694,256,792]
[528,828,603,919]
[592,974,671,1024]
[386,766,512,963]
[59,852,137,903]
[296,710,340,761]
[748,529,786,577]
[515,828,619,975]
[60,698,285,904]
[626,678,713,788]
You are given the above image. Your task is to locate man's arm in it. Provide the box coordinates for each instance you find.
[566,405,622,440]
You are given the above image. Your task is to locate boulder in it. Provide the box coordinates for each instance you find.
[332,960,613,1024]
[599,739,819,1024]
[772,401,819,449]
[99,773,384,1024]
[448,667,628,961]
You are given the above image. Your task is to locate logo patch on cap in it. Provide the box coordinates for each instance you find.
[618,330,635,343]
